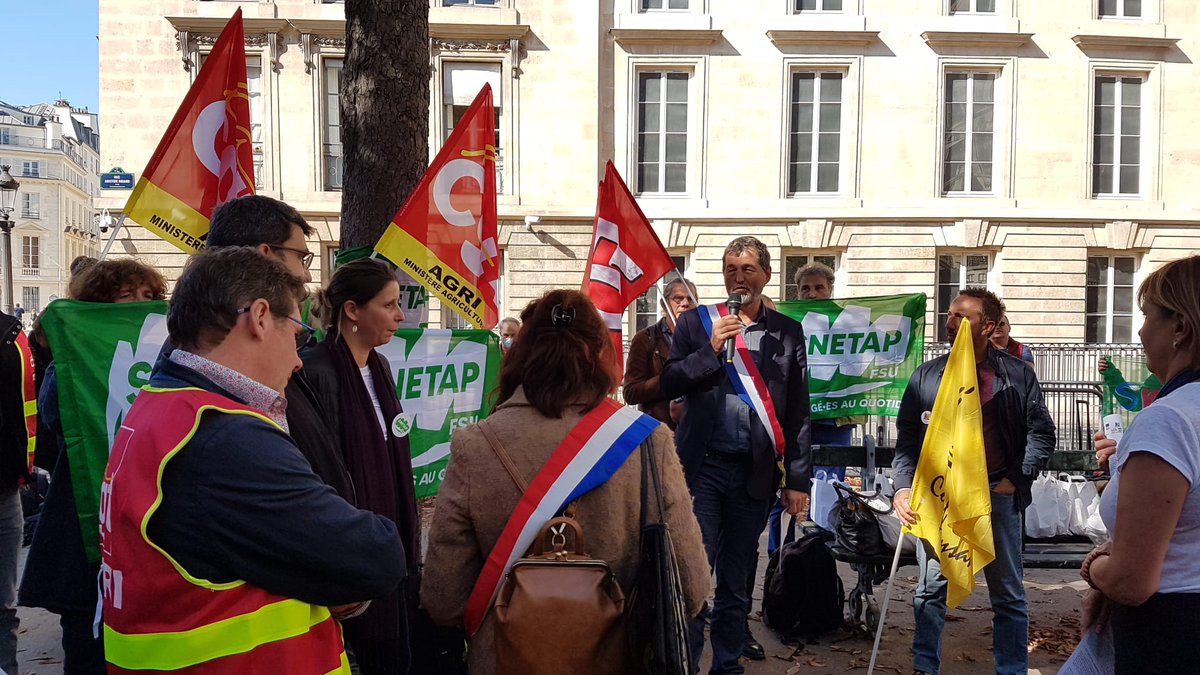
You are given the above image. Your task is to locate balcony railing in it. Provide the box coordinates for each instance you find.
[21,210,39,219]
[324,144,344,191]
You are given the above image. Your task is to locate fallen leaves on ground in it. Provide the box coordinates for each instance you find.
[1028,624,1080,659]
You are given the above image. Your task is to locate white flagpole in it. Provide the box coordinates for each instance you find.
[867,532,911,675]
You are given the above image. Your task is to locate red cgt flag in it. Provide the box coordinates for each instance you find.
[583,162,675,373]
[375,85,499,329]
[124,9,254,253]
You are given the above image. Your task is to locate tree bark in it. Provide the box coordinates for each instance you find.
[340,0,430,249]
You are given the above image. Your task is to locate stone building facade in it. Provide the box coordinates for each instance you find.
[97,0,1200,342]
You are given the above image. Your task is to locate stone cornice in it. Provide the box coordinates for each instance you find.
[1071,34,1179,52]
[166,16,288,35]
[766,30,879,48]
[921,31,1034,50]
[429,22,530,42]
[610,28,723,47]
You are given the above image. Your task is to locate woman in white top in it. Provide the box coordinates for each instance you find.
[1080,254,1200,674]
[305,258,418,674]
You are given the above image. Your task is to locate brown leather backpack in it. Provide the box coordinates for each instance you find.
[480,422,631,675]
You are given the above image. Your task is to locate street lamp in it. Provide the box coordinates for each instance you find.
[0,165,20,315]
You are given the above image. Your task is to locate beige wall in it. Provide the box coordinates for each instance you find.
[98,0,1200,341]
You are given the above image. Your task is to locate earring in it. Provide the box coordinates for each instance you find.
[1173,340,1180,350]
[352,323,358,334]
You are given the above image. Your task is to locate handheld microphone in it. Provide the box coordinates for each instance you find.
[724,293,744,364]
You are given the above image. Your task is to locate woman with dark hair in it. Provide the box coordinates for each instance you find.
[421,289,710,675]
[302,258,418,674]
[1076,255,1200,674]
[19,259,166,675]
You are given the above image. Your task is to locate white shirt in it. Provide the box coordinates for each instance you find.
[1100,382,1200,594]
[360,366,389,441]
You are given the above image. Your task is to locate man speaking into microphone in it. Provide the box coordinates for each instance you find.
[662,236,812,674]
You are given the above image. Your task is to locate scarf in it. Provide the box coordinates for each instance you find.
[324,336,420,643]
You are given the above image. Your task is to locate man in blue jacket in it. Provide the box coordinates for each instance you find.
[892,288,1056,675]
[662,236,812,675]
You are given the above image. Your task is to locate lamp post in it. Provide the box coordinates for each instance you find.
[0,166,20,315]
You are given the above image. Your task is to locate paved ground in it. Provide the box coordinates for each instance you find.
[10,538,1087,674]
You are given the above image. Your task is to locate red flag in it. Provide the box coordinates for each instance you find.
[374,85,499,329]
[124,9,254,253]
[583,162,675,373]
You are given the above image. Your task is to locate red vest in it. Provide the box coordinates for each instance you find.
[13,332,35,474]
[100,386,349,674]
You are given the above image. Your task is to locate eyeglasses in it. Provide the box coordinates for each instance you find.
[269,245,315,269]
[238,306,316,351]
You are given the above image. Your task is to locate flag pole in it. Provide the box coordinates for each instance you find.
[867,532,910,675]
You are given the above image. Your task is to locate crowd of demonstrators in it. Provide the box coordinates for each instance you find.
[497,316,520,354]
[100,247,406,673]
[892,288,1057,675]
[990,313,1036,368]
[306,259,421,674]
[662,236,813,674]
[1078,255,1200,674]
[422,289,709,675]
[622,276,696,429]
[17,259,166,675]
[0,311,32,675]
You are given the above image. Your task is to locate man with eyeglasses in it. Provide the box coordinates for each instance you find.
[100,248,405,672]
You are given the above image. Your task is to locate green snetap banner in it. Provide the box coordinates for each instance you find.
[377,328,501,498]
[40,300,171,562]
[776,293,926,421]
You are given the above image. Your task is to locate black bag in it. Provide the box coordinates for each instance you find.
[832,483,890,556]
[762,524,843,641]
[627,441,693,675]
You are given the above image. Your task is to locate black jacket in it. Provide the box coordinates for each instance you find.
[0,313,30,488]
[892,346,1057,510]
[661,305,813,500]
[286,360,357,506]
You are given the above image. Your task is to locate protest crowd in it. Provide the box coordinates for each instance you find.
[2,10,1200,675]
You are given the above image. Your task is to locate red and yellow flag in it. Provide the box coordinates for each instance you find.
[124,9,254,253]
[374,85,499,329]
[904,319,995,608]
[582,162,675,373]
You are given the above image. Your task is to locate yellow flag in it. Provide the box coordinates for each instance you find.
[904,319,995,608]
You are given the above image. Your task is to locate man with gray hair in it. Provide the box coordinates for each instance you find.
[794,261,835,300]
[623,276,696,428]
[100,248,406,672]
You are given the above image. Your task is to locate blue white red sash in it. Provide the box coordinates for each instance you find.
[698,304,786,457]
[463,399,658,635]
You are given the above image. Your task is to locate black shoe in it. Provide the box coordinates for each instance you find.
[742,634,765,661]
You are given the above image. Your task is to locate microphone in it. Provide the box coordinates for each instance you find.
[724,293,744,364]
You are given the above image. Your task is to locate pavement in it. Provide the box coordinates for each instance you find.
[10,536,1087,675]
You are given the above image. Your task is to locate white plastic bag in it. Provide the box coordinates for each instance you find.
[1065,476,1097,536]
[808,470,841,532]
[1026,474,1070,538]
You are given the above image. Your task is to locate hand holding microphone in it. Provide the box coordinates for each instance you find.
[723,294,745,363]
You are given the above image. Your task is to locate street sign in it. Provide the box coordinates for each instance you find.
[100,167,134,190]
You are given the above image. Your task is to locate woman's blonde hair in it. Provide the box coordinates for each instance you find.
[1138,255,1200,360]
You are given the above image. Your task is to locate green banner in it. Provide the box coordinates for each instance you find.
[40,300,170,562]
[377,328,501,498]
[777,293,926,421]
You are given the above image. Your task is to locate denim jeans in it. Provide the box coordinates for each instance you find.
[687,455,771,675]
[912,490,1027,675]
[0,485,22,675]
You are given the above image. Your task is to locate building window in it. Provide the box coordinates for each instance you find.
[441,305,473,330]
[21,236,39,275]
[1093,76,1142,197]
[323,57,343,191]
[794,0,843,10]
[633,256,688,333]
[936,253,991,341]
[444,0,499,5]
[943,72,994,194]
[21,287,39,313]
[20,194,39,219]
[22,115,34,125]
[1099,0,1141,18]
[636,71,689,194]
[0,129,8,144]
[949,0,995,13]
[247,55,265,191]
[788,72,842,195]
[21,161,39,177]
[442,62,504,192]
[783,253,839,300]
[1086,255,1136,343]
[642,0,689,9]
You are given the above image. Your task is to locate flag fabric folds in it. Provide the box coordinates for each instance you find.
[124,9,254,253]
[904,319,995,609]
[374,85,500,329]
[581,161,674,373]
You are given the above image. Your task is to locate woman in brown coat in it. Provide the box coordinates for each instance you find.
[421,289,710,675]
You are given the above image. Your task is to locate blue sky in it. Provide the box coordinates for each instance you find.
[3,0,99,111]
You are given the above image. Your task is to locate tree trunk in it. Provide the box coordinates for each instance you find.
[340,0,430,249]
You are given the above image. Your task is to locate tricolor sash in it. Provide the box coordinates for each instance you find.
[698,304,785,457]
[463,399,658,635]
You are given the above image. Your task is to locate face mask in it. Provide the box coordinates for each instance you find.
[501,337,514,351]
